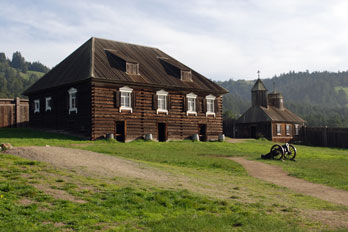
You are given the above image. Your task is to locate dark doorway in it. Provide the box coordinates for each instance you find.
[115,121,126,142]
[251,126,256,138]
[158,123,167,142]
[199,124,207,141]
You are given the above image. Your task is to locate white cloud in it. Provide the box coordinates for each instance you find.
[1,0,348,81]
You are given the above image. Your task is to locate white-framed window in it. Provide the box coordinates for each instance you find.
[286,124,291,135]
[205,94,216,117]
[119,86,133,112]
[34,99,40,113]
[186,92,197,116]
[276,124,281,135]
[45,97,52,112]
[295,124,300,136]
[68,88,77,114]
[156,89,168,115]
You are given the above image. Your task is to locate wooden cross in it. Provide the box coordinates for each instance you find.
[257,70,260,79]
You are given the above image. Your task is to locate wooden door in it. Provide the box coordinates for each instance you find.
[198,124,207,141]
[115,121,126,142]
[158,123,167,142]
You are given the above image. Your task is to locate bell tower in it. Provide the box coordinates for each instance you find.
[251,71,268,108]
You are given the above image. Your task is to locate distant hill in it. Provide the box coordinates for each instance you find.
[0,51,48,98]
[218,71,348,127]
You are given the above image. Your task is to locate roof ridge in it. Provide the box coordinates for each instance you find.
[92,36,159,50]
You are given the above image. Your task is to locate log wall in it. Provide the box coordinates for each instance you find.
[91,81,223,141]
[28,81,92,138]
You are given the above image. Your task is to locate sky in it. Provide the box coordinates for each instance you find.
[1,0,348,81]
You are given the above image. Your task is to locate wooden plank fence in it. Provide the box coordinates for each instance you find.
[223,118,236,138]
[302,126,348,148]
[0,98,29,128]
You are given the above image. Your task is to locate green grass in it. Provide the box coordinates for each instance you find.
[0,152,307,232]
[1,128,348,191]
[2,128,348,231]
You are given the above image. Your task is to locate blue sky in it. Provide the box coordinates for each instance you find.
[1,0,348,81]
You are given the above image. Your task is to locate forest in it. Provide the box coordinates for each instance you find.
[0,51,48,98]
[219,71,348,127]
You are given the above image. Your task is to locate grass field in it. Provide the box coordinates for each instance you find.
[1,128,348,231]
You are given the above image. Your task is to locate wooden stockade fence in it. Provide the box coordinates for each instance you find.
[222,118,348,149]
[0,98,29,128]
[301,126,348,149]
[223,119,235,138]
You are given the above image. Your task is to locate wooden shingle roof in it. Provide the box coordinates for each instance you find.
[236,105,306,124]
[24,37,228,95]
[251,78,267,91]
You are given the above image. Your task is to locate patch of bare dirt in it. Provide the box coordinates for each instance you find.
[228,157,348,207]
[33,183,86,203]
[225,138,251,143]
[18,198,34,206]
[302,210,348,230]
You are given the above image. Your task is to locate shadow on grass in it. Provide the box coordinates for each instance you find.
[0,128,84,141]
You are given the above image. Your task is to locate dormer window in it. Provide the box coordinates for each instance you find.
[181,70,192,81]
[186,92,197,116]
[205,94,216,117]
[126,62,139,75]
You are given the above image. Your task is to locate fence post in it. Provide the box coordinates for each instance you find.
[323,126,328,147]
[303,125,307,145]
[15,97,21,127]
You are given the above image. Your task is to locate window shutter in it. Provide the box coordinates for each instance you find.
[51,98,54,111]
[167,95,171,110]
[152,94,158,110]
[196,97,201,112]
[202,98,207,112]
[66,93,69,110]
[115,91,120,108]
[132,92,136,109]
[183,96,187,112]
[75,92,78,109]
[214,98,219,113]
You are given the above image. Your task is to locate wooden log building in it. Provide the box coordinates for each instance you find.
[236,78,305,143]
[24,37,228,141]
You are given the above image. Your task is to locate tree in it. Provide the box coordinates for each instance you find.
[0,53,6,63]
[337,89,347,106]
[29,61,49,73]
[11,51,27,73]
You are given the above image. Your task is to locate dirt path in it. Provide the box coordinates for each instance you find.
[228,157,348,206]
[9,146,177,184]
